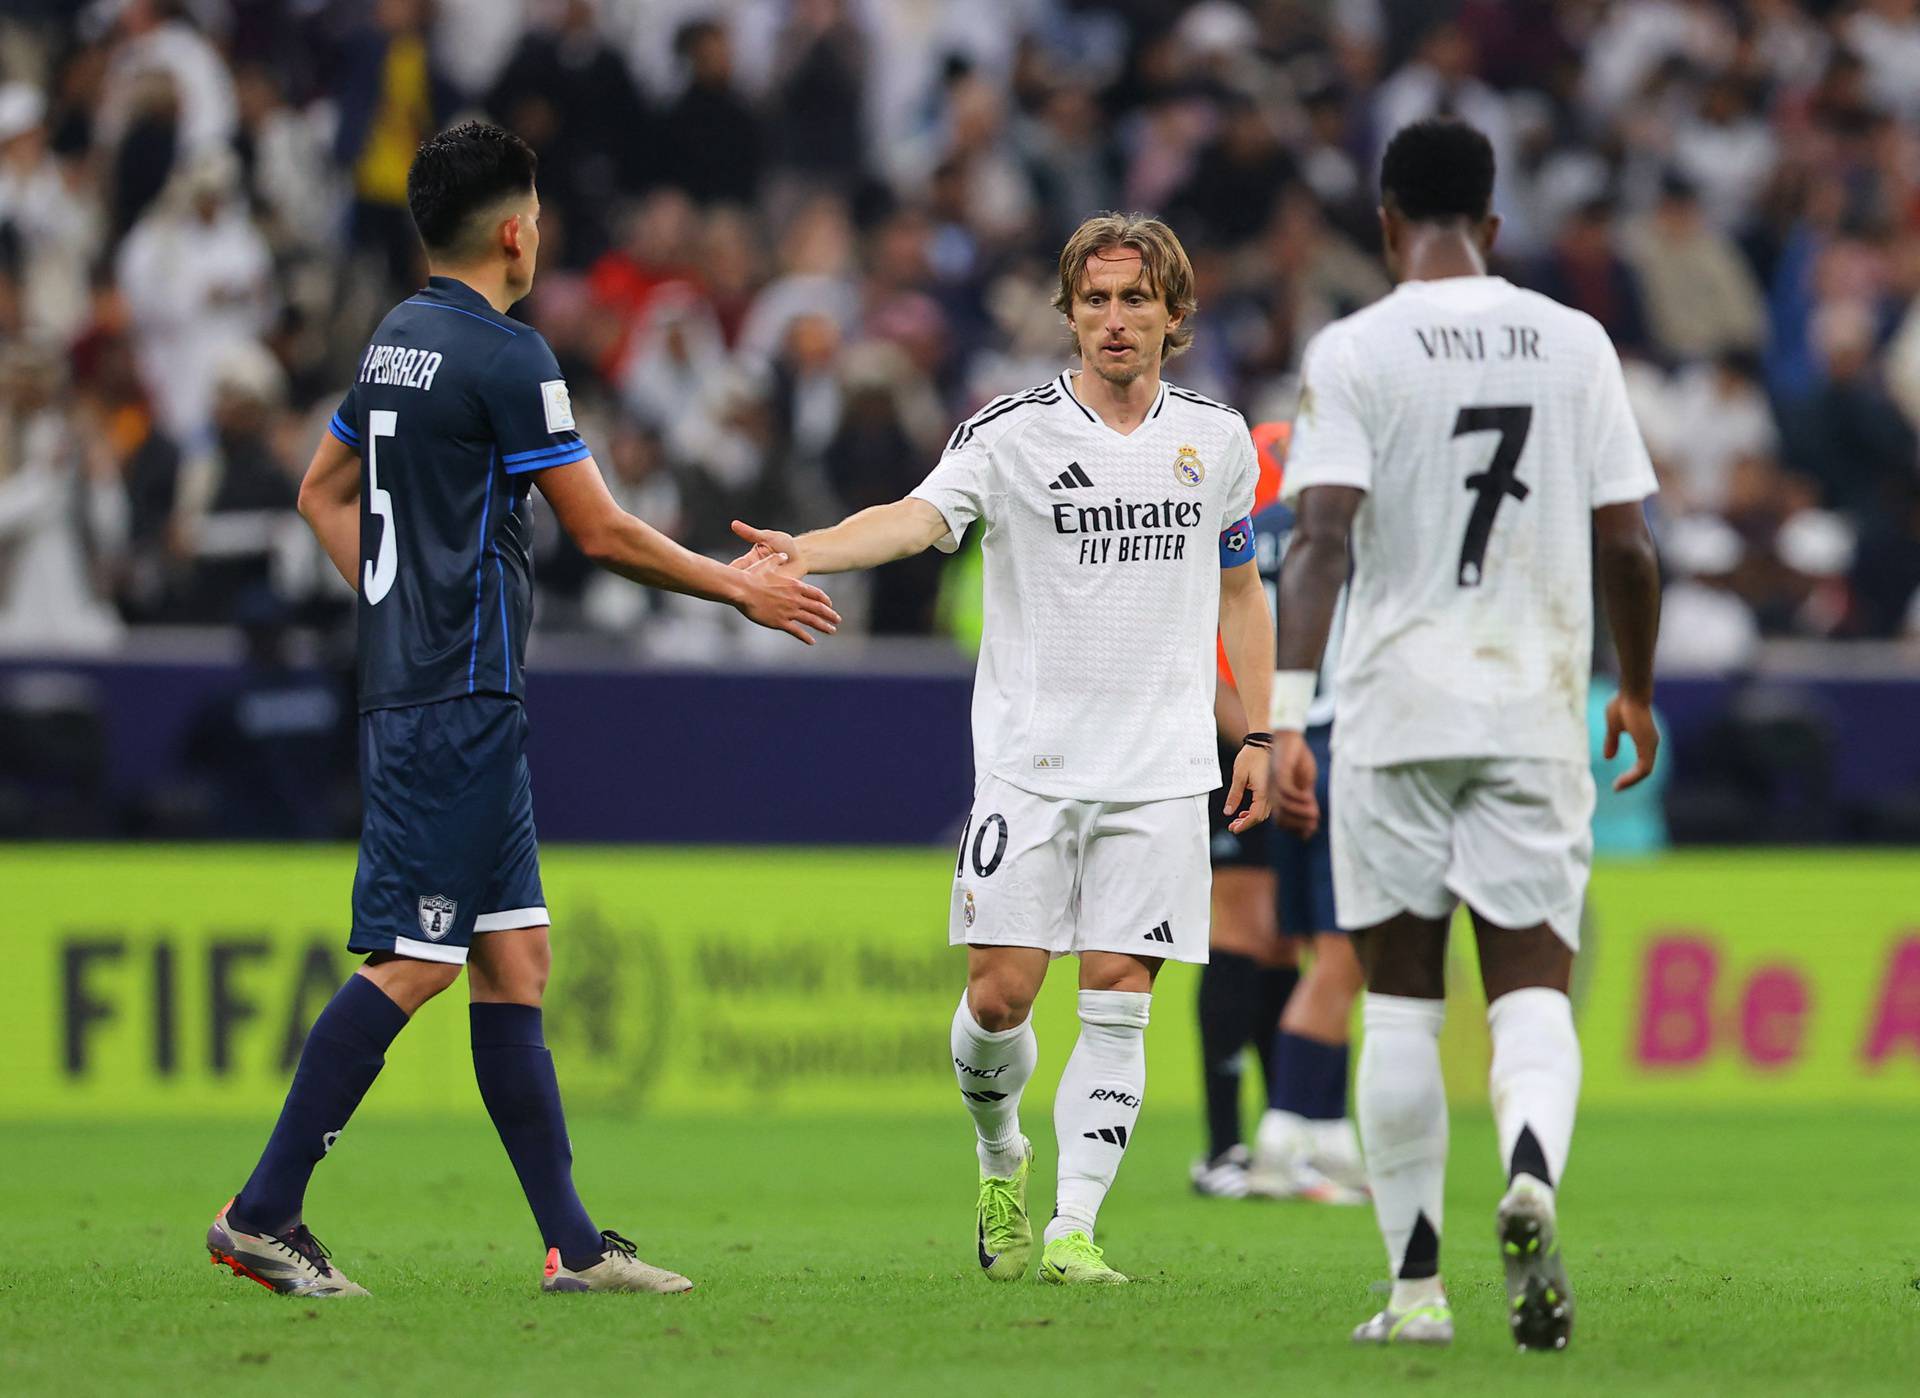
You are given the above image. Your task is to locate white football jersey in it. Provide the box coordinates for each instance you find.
[1283,276,1657,767]
[912,370,1260,801]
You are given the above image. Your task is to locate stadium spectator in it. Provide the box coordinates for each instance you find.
[69,325,184,624]
[1528,198,1653,358]
[1622,174,1767,361]
[230,60,336,259]
[585,190,704,382]
[486,0,651,268]
[767,0,868,188]
[658,17,763,206]
[0,342,122,652]
[1780,298,1919,520]
[168,340,299,625]
[1167,92,1299,248]
[333,0,456,302]
[115,147,271,448]
[0,83,97,345]
[1660,352,1779,514]
[0,0,1914,667]
[96,0,236,164]
[1671,76,1778,234]
[1842,0,1920,122]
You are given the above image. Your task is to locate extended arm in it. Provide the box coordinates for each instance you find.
[1269,484,1361,836]
[297,431,362,589]
[536,456,839,643]
[1213,679,1249,745]
[1594,500,1662,789]
[732,498,951,577]
[1275,485,1360,674]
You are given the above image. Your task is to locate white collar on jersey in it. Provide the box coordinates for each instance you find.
[1055,370,1171,434]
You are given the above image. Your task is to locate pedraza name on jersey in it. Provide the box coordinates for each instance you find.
[1412,324,1545,362]
[1053,496,1204,566]
[359,343,445,390]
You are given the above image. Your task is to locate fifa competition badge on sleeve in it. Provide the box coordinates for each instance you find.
[541,379,575,433]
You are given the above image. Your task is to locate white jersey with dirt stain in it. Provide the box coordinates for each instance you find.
[1283,276,1657,768]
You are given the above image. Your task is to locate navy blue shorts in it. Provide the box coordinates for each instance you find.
[1274,724,1339,937]
[350,695,546,965]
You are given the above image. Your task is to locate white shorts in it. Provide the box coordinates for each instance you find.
[1330,755,1595,950]
[948,773,1212,964]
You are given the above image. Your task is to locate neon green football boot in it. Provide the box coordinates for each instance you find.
[1037,1230,1128,1285]
[976,1139,1034,1282]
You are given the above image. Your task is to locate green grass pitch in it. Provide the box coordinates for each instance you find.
[5,1106,1914,1396]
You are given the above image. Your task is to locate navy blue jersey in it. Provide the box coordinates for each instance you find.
[328,276,589,712]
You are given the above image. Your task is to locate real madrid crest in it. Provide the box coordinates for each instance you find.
[1175,444,1205,486]
[962,887,977,929]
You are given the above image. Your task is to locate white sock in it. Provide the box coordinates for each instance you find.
[1308,1115,1362,1166]
[1357,993,1448,1310]
[950,992,1037,1177]
[1487,986,1581,1192]
[1257,1108,1311,1169]
[1046,990,1150,1244]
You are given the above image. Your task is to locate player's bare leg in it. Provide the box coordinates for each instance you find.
[1194,868,1293,1197]
[1039,951,1157,1285]
[957,946,1048,1281]
[1255,932,1368,1202]
[468,927,691,1294]
[1348,914,1453,1345]
[1475,914,1579,1351]
[210,955,458,1296]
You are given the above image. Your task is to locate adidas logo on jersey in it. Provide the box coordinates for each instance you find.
[1084,1125,1130,1146]
[1143,920,1174,944]
[1048,462,1095,490]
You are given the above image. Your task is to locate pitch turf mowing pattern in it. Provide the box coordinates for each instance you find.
[4,1108,1914,1397]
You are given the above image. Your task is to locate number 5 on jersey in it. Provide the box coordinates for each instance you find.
[365,409,399,605]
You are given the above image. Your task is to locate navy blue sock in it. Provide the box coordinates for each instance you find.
[233,974,409,1234]
[1197,952,1264,1159]
[470,1003,602,1266]
[1270,1029,1350,1119]
[1252,966,1300,1107]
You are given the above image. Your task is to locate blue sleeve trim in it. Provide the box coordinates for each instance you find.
[328,413,360,447]
[502,440,590,474]
[501,438,586,466]
[1219,515,1256,567]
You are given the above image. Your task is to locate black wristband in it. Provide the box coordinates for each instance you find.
[1241,731,1273,749]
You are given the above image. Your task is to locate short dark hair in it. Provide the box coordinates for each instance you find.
[406,121,538,256]
[1379,118,1495,223]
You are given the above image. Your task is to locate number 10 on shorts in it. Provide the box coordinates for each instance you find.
[958,812,1008,879]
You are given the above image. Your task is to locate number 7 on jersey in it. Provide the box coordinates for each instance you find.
[1452,404,1531,588]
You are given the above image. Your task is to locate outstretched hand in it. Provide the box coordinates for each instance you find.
[732,547,839,644]
[730,519,807,577]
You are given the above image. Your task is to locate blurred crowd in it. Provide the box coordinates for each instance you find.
[2,0,1920,666]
